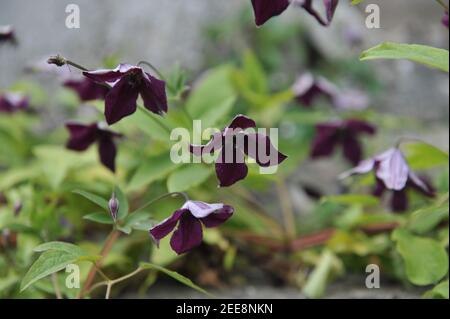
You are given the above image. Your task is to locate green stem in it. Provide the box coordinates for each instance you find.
[138,105,172,134]
[138,61,166,81]
[436,0,448,11]
[132,192,189,213]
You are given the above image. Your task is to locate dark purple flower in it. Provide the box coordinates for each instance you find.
[108,192,119,221]
[83,64,168,125]
[443,12,449,28]
[340,148,435,212]
[292,73,337,107]
[251,0,340,26]
[190,115,288,187]
[64,77,109,102]
[150,200,234,254]
[311,119,376,165]
[0,93,29,113]
[65,122,122,172]
[0,25,16,45]
[251,0,291,26]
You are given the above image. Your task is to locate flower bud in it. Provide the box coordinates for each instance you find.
[108,192,119,221]
[13,200,22,216]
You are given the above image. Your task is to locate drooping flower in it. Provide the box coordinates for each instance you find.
[0,92,29,113]
[311,119,376,165]
[65,122,122,172]
[0,25,16,45]
[292,73,337,107]
[251,0,340,27]
[64,77,109,102]
[292,73,369,111]
[190,115,288,187]
[340,148,435,212]
[150,200,234,255]
[83,64,168,125]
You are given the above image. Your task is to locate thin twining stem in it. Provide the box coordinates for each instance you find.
[132,192,189,214]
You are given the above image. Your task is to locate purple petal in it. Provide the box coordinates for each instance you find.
[324,0,339,23]
[227,114,257,130]
[183,201,225,218]
[372,178,386,197]
[64,78,109,101]
[190,132,223,157]
[293,0,339,26]
[65,123,98,151]
[243,133,287,167]
[83,64,135,83]
[339,158,375,179]
[391,190,408,212]
[376,148,409,191]
[310,123,340,159]
[104,76,139,125]
[170,212,203,254]
[98,134,117,172]
[408,172,435,197]
[292,73,336,107]
[139,73,168,115]
[251,0,290,26]
[344,119,376,135]
[0,93,29,113]
[342,135,363,166]
[149,209,187,247]
[200,205,234,228]
[215,151,249,187]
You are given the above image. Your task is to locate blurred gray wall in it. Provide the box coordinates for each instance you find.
[1,0,448,121]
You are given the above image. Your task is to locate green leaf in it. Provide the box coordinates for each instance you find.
[127,152,178,191]
[423,280,449,299]
[140,262,213,297]
[403,142,449,170]
[302,250,337,299]
[408,197,449,235]
[167,165,212,192]
[351,0,365,4]
[186,65,236,127]
[321,194,379,207]
[114,186,129,220]
[21,250,78,292]
[83,212,114,224]
[360,42,449,72]
[73,189,109,211]
[33,241,86,256]
[392,229,449,286]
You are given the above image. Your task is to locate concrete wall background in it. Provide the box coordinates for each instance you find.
[1,0,449,121]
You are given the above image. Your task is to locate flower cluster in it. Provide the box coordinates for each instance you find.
[340,147,435,212]
[251,0,339,27]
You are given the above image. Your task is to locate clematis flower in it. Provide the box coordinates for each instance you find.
[292,73,337,107]
[150,200,234,254]
[83,64,168,125]
[64,77,109,102]
[0,25,16,45]
[251,0,339,26]
[311,119,376,165]
[65,122,122,172]
[340,148,435,212]
[0,92,29,113]
[190,115,288,187]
